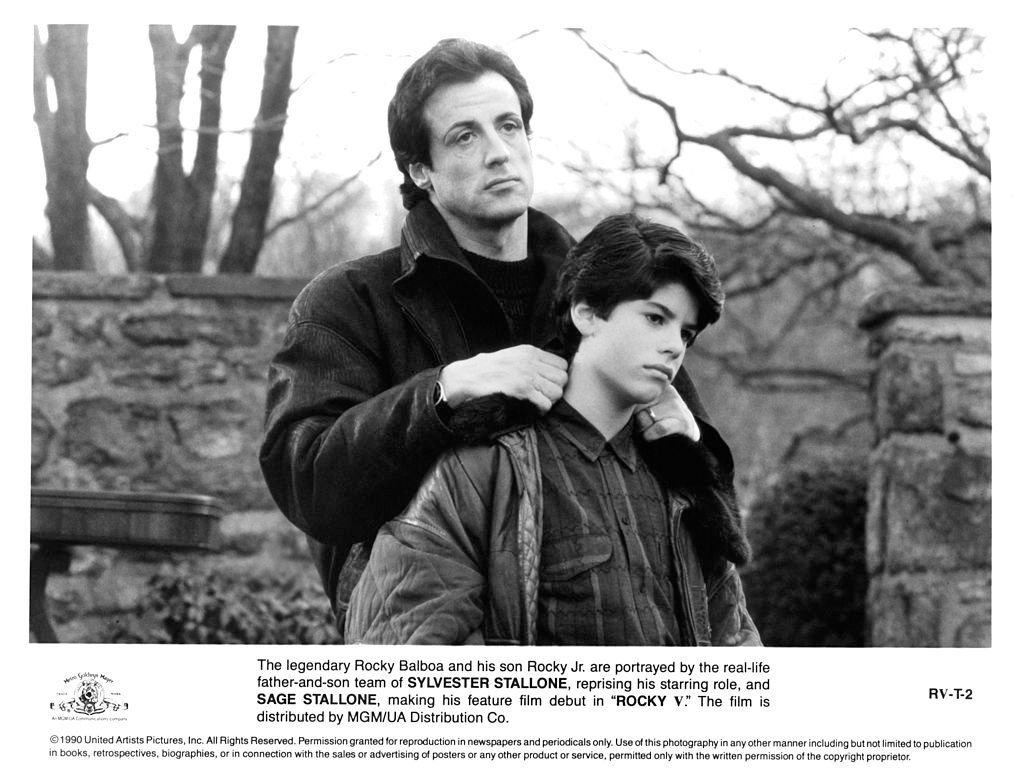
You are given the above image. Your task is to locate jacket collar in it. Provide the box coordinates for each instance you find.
[399,200,468,274]
[399,200,573,272]
[395,201,576,350]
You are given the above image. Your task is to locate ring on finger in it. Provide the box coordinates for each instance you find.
[647,408,657,423]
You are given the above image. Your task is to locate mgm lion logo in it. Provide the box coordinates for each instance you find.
[53,674,127,716]
[71,679,107,715]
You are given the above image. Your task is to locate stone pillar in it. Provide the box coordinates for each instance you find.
[858,288,991,647]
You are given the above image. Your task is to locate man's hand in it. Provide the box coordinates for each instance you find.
[635,385,701,442]
[440,345,568,412]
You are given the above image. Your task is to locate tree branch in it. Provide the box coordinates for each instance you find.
[265,153,381,239]
[88,184,143,272]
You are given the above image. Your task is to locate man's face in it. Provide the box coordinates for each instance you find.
[409,71,534,237]
[573,282,700,412]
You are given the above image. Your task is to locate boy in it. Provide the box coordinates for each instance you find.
[345,213,760,646]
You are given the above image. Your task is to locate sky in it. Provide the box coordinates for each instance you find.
[16,4,1011,271]
[26,12,994,266]
[75,23,861,196]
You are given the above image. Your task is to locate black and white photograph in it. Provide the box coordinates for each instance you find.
[9,3,1016,773]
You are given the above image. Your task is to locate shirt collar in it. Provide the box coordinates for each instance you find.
[546,399,639,471]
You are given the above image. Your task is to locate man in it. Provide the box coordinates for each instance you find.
[260,39,733,635]
[345,214,760,645]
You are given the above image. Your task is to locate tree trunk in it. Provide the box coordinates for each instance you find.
[147,25,235,273]
[147,25,190,273]
[219,26,298,274]
[182,26,236,270]
[35,25,92,271]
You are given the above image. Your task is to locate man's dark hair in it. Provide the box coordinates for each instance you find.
[553,213,724,357]
[388,38,534,210]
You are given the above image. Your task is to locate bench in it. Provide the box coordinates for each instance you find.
[30,488,226,642]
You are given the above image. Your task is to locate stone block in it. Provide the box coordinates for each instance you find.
[167,400,250,459]
[62,397,168,472]
[950,364,991,432]
[874,439,990,572]
[227,350,280,381]
[108,352,183,387]
[868,572,990,647]
[868,575,940,647]
[875,316,991,353]
[34,457,106,491]
[63,308,115,345]
[133,399,270,510]
[953,353,991,376]
[874,350,944,434]
[33,344,94,387]
[184,358,231,386]
[32,305,54,339]
[859,287,991,330]
[33,271,158,300]
[120,311,263,347]
[945,575,992,647]
[166,274,308,301]
[32,407,55,470]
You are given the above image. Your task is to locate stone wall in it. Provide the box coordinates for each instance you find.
[31,271,328,642]
[35,272,990,646]
[858,288,991,647]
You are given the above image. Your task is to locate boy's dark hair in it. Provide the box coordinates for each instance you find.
[553,213,724,357]
[388,38,534,210]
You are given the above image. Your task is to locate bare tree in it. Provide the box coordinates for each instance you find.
[552,27,989,408]
[147,25,237,273]
[33,25,326,275]
[33,25,92,271]
[568,27,989,290]
[553,28,989,478]
[220,26,298,274]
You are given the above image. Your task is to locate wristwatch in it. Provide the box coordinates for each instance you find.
[433,379,452,423]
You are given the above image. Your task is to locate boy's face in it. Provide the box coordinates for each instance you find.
[573,282,700,412]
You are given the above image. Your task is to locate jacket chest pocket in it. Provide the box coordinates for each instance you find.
[539,533,613,602]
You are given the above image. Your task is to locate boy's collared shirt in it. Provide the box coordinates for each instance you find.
[535,399,685,645]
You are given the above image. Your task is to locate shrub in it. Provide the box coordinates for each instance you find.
[107,565,341,644]
[742,456,868,647]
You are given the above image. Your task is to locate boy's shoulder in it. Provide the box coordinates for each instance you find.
[426,424,540,508]
[448,425,537,479]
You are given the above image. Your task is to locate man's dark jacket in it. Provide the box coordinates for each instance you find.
[259,201,737,633]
